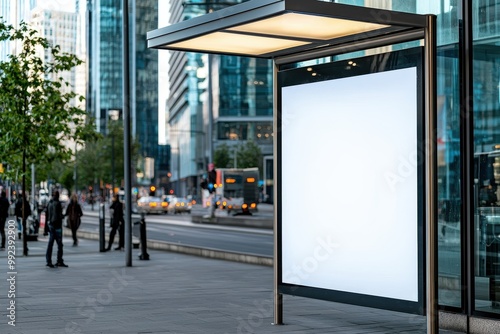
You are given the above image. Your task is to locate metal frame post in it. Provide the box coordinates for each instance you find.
[272,60,283,325]
[122,0,132,267]
[424,14,438,334]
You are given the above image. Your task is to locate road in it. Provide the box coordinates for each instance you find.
[79,205,274,257]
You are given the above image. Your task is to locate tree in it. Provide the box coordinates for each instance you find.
[0,20,96,255]
[214,143,232,169]
[214,141,263,171]
[234,141,262,170]
[76,121,140,195]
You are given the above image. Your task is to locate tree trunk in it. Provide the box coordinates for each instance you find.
[22,149,28,256]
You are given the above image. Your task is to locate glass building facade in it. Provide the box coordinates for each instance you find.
[167,0,273,197]
[89,0,158,184]
[332,0,500,329]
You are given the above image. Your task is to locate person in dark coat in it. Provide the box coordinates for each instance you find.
[45,191,68,268]
[15,193,31,240]
[106,194,124,251]
[0,191,10,249]
[65,193,83,246]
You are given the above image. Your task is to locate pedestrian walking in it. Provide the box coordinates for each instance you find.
[65,193,83,246]
[106,194,124,251]
[45,191,68,268]
[0,191,10,250]
[15,193,31,240]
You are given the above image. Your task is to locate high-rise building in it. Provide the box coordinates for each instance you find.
[166,0,273,198]
[0,0,37,61]
[30,7,78,97]
[88,0,159,185]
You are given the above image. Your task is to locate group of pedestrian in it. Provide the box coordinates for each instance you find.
[0,188,125,267]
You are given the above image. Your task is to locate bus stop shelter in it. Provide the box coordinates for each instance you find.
[147,0,437,332]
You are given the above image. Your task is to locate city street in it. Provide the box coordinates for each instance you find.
[79,203,274,257]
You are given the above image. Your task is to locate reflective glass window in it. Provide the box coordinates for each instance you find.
[473,0,500,315]
[335,0,462,308]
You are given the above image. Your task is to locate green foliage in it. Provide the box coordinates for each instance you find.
[0,20,96,181]
[214,141,262,170]
[76,121,140,190]
[214,143,232,169]
[234,140,262,170]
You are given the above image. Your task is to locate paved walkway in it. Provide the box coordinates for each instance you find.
[0,232,464,334]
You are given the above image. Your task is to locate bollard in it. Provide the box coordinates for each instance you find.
[139,213,149,260]
[99,203,106,252]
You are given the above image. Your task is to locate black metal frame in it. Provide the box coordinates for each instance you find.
[276,47,426,315]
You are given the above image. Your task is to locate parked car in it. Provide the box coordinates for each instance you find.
[136,196,169,214]
[168,196,192,214]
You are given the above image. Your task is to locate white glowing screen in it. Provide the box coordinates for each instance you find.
[281,67,419,302]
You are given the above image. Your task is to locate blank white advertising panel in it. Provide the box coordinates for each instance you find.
[281,67,418,302]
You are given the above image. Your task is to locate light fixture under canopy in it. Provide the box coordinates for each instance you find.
[147,0,428,59]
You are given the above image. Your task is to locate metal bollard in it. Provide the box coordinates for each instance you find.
[99,203,106,252]
[139,213,149,260]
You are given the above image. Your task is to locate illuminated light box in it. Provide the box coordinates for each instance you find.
[277,48,425,313]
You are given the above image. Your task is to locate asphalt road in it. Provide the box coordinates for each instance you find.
[79,207,274,257]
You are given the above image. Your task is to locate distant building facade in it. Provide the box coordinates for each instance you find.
[87,0,159,186]
[166,0,273,198]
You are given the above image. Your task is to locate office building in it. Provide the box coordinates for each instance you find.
[87,0,159,185]
[0,0,37,61]
[166,0,273,198]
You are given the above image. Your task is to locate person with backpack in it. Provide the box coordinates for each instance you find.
[45,191,68,268]
[65,193,83,246]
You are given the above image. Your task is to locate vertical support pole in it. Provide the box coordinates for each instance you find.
[122,0,132,267]
[139,214,149,260]
[272,60,283,325]
[460,0,475,328]
[99,203,106,252]
[424,14,438,334]
[112,134,115,196]
[207,53,213,165]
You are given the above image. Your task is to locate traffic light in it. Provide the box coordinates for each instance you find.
[207,170,216,193]
[149,185,156,196]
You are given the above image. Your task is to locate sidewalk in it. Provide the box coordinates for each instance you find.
[0,236,463,334]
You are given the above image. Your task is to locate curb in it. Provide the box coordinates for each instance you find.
[65,228,273,267]
[191,214,273,229]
